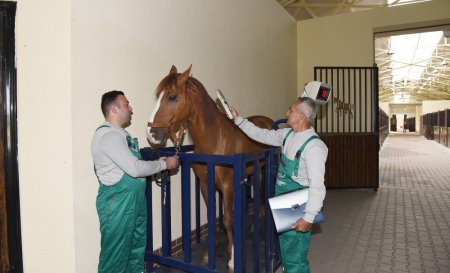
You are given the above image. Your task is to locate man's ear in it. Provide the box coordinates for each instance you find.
[111,104,118,114]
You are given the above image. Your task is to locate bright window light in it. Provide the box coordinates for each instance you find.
[390,31,442,82]
[388,0,431,6]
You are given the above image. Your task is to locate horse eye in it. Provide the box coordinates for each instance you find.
[168,95,177,101]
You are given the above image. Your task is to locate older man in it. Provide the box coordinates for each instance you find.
[230,97,328,273]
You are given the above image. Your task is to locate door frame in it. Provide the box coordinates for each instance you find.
[1,2,23,273]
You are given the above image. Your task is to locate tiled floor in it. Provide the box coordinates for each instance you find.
[305,132,450,273]
[152,132,450,273]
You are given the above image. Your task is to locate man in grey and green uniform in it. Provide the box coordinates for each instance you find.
[230,97,327,273]
[91,90,179,273]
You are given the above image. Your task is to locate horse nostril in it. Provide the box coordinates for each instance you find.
[150,128,159,139]
[148,127,168,143]
[146,127,157,142]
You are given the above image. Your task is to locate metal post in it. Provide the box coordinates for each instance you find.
[181,156,192,263]
[161,170,172,257]
[207,163,216,270]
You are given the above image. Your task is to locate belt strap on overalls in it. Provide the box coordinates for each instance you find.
[282,129,319,176]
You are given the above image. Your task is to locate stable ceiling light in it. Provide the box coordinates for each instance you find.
[390,31,442,81]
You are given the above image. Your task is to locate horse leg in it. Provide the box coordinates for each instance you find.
[220,186,235,273]
[197,178,219,266]
[258,168,266,220]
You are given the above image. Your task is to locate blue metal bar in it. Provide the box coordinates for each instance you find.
[195,176,201,243]
[141,145,195,158]
[265,149,274,273]
[242,151,267,162]
[233,154,245,273]
[148,253,222,273]
[181,159,192,263]
[252,160,260,273]
[182,153,239,165]
[272,119,287,129]
[146,178,155,271]
[161,170,172,257]
[268,144,283,272]
[246,175,252,206]
[207,163,216,270]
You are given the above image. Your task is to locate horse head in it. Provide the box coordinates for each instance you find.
[147,65,192,146]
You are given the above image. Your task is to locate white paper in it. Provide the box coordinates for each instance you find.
[268,188,309,209]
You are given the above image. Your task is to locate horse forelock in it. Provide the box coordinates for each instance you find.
[155,73,178,98]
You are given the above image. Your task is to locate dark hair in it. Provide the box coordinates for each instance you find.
[101,90,124,117]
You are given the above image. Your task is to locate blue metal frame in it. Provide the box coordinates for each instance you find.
[141,119,286,272]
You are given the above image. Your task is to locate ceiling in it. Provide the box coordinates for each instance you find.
[375,30,450,104]
[277,0,450,104]
[277,0,408,21]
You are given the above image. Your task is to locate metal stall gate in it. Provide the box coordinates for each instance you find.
[421,109,449,147]
[313,66,379,190]
[141,145,281,273]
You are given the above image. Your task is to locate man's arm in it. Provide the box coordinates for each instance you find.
[302,144,327,221]
[292,143,327,232]
[233,115,284,147]
[101,131,167,177]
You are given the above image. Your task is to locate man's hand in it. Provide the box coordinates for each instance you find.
[163,155,179,169]
[229,107,239,119]
[292,218,312,232]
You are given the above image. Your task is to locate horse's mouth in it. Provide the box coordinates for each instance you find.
[147,127,169,145]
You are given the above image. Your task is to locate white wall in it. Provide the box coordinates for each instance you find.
[297,0,450,90]
[15,0,296,272]
[422,100,450,114]
[15,0,75,272]
[379,102,389,115]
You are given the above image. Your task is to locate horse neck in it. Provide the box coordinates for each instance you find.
[186,93,233,148]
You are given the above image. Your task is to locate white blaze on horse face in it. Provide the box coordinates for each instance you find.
[147,91,164,144]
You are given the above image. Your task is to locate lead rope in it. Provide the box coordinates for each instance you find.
[174,144,181,156]
[153,136,182,187]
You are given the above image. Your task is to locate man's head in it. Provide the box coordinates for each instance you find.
[297,97,317,124]
[285,97,317,130]
[101,90,133,128]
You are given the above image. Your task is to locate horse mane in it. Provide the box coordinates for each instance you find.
[186,77,219,126]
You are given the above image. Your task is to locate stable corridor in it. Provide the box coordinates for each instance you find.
[306,132,450,273]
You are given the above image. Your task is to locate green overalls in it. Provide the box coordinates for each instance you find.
[95,125,147,273]
[276,129,319,273]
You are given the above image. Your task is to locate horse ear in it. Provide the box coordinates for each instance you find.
[170,65,177,74]
[178,65,192,85]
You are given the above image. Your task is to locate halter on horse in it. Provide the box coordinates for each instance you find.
[147,65,273,272]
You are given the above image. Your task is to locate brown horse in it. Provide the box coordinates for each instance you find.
[147,65,273,271]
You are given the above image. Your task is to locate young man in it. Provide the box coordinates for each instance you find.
[91,90,179,273]
[230,97,328,273]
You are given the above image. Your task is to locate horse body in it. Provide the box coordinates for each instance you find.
[147,65,273,271]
